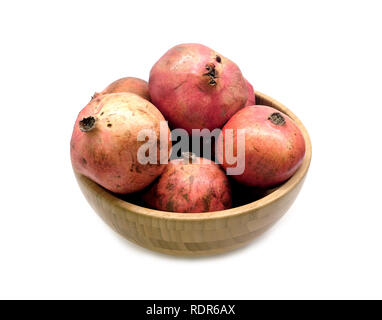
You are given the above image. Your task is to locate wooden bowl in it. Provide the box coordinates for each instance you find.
[74,91,312,256]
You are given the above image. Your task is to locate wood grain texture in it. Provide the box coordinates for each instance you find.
[74,91,312,256]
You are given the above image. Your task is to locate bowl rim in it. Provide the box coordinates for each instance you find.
[75,90,312,221]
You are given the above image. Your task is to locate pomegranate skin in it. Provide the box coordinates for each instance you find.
[93,77,150,101]
[149,43,248,133]
[244,78,256,106]
[143,155,232,213]
[71,93,171,194]
[216,105,305,187]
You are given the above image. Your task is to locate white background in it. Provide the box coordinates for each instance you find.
[0,0,381,300]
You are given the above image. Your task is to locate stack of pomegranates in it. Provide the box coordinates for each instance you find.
[71,43,306,213]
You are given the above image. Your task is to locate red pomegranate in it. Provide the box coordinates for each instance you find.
[93,77,150,101]
[71,93,171,194]
[143,153,232,213]
[244,78,256,106]
[149,43,248,133]
[216,105,305,187]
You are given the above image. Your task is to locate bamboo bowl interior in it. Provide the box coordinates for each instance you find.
[97,90,311,219]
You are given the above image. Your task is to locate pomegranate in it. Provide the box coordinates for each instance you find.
[149,43,248,133]
[143,153,232,213]
[71,93,171,194]
[216,105,305,187]
[244,78,256,106]
[93,77,150,101]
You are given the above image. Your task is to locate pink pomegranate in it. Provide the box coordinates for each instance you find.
[244,78,256,106]
[71,93,171,194]
[149,43,248,133]
[143,153,232,213]
[216,105,305,187]
[93,77,150,101]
